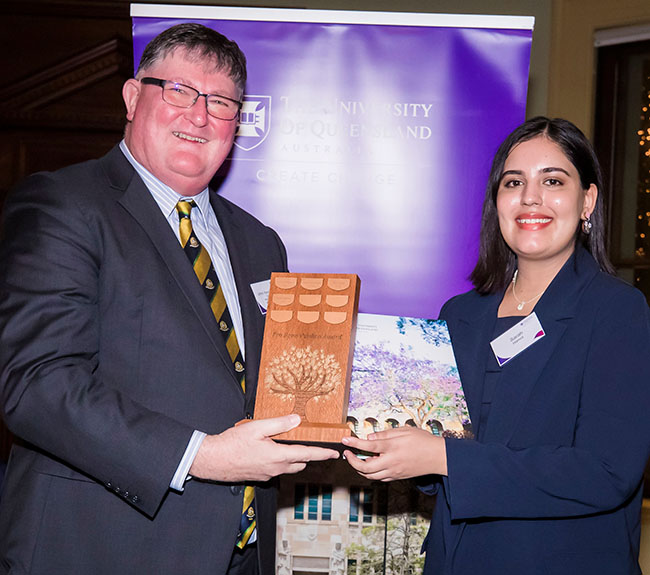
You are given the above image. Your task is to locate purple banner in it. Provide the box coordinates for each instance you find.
[131,8,532,318]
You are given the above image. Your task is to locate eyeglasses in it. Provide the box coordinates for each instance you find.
[140,77,242,121]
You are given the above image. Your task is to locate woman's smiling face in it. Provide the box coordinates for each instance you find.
[496,135,597,268]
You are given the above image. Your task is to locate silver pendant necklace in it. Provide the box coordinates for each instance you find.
[511,270,544,311]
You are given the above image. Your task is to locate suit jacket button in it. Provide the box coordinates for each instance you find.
[230,485,242,495]
[245,412,253,419]
[132,495,139,503]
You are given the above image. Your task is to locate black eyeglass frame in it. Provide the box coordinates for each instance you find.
[140,77,243,120]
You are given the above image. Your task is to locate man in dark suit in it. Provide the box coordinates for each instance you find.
[0,23,337,575]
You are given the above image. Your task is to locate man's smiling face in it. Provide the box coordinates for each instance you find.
[122,48,241,196]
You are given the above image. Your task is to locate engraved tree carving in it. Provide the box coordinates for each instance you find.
[265,346,342,418]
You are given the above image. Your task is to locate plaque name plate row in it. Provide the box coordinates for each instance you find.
[254,272,361,443]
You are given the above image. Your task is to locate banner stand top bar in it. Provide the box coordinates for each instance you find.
[130,4,534,31]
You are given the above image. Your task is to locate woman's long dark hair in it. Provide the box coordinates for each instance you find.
[470,116,615,294]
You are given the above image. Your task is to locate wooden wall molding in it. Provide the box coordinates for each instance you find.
[0,37,132,131]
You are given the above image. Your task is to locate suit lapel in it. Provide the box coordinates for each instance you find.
[449,293,501,438]
[482,248,599,445]
[482,315,567,444]
[102,148,240,386]
[210,192,266,399]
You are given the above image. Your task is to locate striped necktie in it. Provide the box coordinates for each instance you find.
[175,200,256,548]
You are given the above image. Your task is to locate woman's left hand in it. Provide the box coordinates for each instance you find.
[341,426,448,481]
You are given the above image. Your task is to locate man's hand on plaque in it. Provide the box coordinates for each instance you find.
[190,414,339,482]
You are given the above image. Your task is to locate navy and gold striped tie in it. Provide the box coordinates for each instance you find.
[176,200,256,548]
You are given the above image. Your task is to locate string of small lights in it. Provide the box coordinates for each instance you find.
[634,64,650,287]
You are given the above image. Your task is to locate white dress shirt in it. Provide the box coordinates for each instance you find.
[119,140,245,491]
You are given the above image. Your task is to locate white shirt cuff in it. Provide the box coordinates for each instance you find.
[170,430,206,492]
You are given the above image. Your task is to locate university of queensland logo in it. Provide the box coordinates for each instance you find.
[234,95,271,151]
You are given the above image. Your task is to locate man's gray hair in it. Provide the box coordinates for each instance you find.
[136,23,247,95]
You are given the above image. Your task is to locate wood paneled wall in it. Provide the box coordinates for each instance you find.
[0,0,133,207]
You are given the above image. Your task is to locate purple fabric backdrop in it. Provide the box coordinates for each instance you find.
[132,12,532,318]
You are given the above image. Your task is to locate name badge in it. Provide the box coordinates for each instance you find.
[490,312,545,367]
[250,279,271,314]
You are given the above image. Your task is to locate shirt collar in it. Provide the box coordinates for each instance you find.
[119,140,211,220]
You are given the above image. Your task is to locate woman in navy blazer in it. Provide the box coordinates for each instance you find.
[343,117,650,574]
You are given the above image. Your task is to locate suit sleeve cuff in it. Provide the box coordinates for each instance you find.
[170,430,206,492]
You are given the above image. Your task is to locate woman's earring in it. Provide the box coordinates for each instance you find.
[582,214,592,235]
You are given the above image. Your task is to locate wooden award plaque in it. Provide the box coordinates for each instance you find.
[254,272,361,443]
